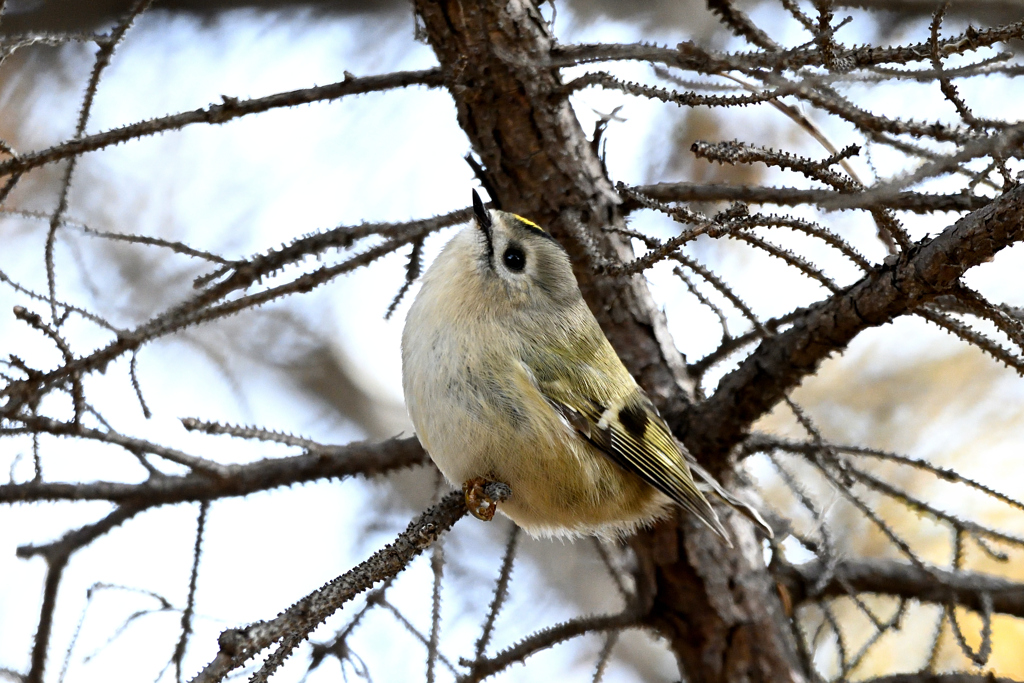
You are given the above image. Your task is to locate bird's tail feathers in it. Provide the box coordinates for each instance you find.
[687,458,775,540]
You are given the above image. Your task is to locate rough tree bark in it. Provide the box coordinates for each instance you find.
[412,2,808,681]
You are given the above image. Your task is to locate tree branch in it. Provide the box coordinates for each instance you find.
[551,22,1024,73]
[628,182,994,214]
[18,504,144,683]
[863,675,1021,683]
[460,611,638,683]
[0,68,442,180]
[0,209,464,418]
[681,183,1024,468]
[0,436,429,505]
[776,558,1024,619]
[189,487,506,683]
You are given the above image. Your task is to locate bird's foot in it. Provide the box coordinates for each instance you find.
[462,477,510,521]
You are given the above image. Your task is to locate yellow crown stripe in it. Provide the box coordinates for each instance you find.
[512,214,546,232]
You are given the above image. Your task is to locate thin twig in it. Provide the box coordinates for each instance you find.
[174,501,208,683]
[473,525,520,661]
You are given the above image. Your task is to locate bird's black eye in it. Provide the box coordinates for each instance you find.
[502,245,526,272]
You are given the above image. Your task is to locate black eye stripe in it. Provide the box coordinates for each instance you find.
[502,245,526,272]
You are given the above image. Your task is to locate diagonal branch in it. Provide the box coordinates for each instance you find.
[680,183,1024,468]
[0,209,463,418]
[189,487,507,683]
[460,611,639,683]
[0,68,442,180]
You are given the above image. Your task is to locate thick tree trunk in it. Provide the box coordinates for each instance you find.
[634,518,808,683]
[412,1,808,681]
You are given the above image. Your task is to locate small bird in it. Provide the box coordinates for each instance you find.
[401,191,734,539]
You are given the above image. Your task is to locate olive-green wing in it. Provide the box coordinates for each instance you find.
[540,380,728,540]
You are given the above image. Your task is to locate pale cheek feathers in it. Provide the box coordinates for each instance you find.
[527,250,580,306]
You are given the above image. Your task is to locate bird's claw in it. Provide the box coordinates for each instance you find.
[463,477,507,521]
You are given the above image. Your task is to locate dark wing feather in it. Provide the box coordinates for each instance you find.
[546,386,729,540]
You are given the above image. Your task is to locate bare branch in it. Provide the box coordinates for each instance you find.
[682,184,1024,467]
[0,69,443,180]
[551,21,1024,73]
[45,0,153,324]
[460,611,639,683]
[426,541,445,683]
[0,436,429,505]
[0,208,468,419]
[628,183,994,214]
[824,124,1024,211]
[18,505,144,683]
[775,559,1024,619]
[7,415,231,477]
[166,502,206,682]
[863,674,1020,683]
[568,71,780,107]
[472,525,520,661]
[706,0,779,51]
[189,487,506,683]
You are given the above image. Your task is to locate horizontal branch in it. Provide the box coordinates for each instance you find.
[775,558,1024,619]
[551,21,1024,73]
[835,0,1024,19]
[0,436,428,506]
[862,674,1021,683]
[8,415,229,475]
[628,182,993,214]
[679,184,1024,467]
[0,68,442,179]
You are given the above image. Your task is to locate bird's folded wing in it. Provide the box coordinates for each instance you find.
[538,379,728,540]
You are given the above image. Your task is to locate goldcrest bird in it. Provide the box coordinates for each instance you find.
[401,191,732,540]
